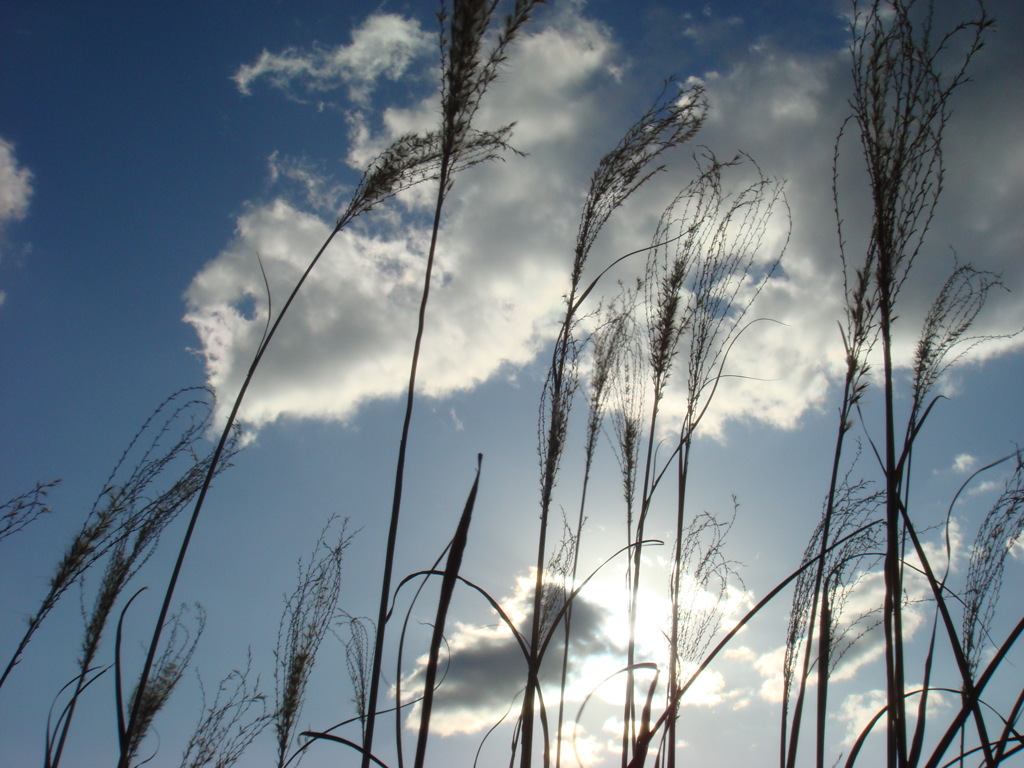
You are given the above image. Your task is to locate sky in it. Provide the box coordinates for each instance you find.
[1,1,1023,766]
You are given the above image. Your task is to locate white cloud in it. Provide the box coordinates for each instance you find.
[233,13,432,104]
[189,11,623,431]
[382,555,751,755]
[833,688,887,748]
[752,645,787,704]
[0,137,31,231]
[833,685,949,749]
[0,137,34,306]
[393,570,619,738]
[953,453,978,473]
[265,151,347,214]
[0,138,32,226]
[556,721,607,768]
[681,5,743,44]
[967,479,1003,497]
[645,18,1024,438]
[1011,533,1024,562]
[189,3,1024,437]
[449,407,464,432]
[676,663,728,707]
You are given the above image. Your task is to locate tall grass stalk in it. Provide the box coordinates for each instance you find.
[552,301,631,768]
[775,106,884,767]
[841,1,992,764]
[117,121,450,768]
[361,3,541,766]
[412,455,482,768]
[641,152,785,767]
[273,518,352,768]
[528,82,706,768]
[782,462,883,768]
[123,603,205,766]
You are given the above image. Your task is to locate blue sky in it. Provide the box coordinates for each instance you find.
[1,1,1022,766]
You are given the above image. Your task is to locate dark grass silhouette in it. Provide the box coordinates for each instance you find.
[3,1,1022,766]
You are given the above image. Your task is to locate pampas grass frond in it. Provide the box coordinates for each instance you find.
[179,653,270,768]
[274,517,352,768]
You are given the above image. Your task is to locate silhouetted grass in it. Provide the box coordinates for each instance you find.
[4,1,1022,767]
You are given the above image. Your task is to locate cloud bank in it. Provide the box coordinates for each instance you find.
[187,4,1024,435]
[391,565,747,752]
